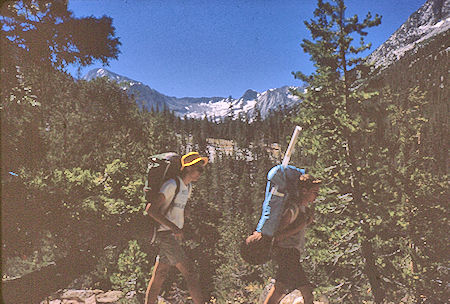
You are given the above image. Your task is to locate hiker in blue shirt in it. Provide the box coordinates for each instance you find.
[246,173,321,304]
[144,152,208,304]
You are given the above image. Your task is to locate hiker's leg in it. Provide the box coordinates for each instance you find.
[268,247,299,304]
[145,259,170,304]
[263,281,287,304]
[176,260,204,304]
[273,247,313,304]
[298,284,314,304]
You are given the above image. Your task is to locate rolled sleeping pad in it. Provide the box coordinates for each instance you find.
[256,165,305,237]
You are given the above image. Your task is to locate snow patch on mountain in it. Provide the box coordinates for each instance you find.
[82,68,300,120]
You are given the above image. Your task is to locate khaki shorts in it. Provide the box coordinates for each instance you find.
[155,231,188,265]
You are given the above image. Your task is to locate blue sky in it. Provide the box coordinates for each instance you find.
[68,0,426,98]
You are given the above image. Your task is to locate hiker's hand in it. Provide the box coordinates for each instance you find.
[172,228,184,241]
[246,231,262,244]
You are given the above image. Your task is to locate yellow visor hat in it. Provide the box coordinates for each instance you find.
[181,152,208,169]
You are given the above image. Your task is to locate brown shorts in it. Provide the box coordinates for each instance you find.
[155,231,188,266]
[273,247,311,292]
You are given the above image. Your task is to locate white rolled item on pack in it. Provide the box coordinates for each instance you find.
[272,125,302,194]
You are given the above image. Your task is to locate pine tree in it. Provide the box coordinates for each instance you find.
[292,0,385,302]
[212,155,270,303]
[1,0,120,104]
[375,87,449,302]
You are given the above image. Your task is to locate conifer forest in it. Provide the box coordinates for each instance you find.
[1,1,448,303]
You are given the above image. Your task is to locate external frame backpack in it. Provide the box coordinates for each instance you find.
[143,152,182,243]
[241,164,305,265]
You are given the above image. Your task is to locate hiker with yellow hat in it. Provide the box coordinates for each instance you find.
[145,152,208,304]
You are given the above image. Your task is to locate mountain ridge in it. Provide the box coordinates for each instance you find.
[82,68,301,120]
[369,0,449,68]
[82,0,449,120]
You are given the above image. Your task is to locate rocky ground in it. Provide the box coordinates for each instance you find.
[40,289,124,304]
[40,286,329,304]
[259,282,329,304]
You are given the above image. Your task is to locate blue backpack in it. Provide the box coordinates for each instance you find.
[241,165,304,265]
[256,164,305,236]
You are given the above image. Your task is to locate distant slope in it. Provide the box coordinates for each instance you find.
[83,68,300,120]
[367,0,449,174]
[368,0,449,68]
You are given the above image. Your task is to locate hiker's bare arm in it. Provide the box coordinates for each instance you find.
[146,193,182,235]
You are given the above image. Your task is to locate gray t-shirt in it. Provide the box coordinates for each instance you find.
[277,204,307,254]
[158,177,192,232]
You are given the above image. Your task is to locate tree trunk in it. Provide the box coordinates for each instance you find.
[346,135,386,304]
[361,239,386,304]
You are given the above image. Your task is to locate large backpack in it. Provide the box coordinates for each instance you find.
[256,165,305,236]
[143,152,182,243]
[241,164,305,265]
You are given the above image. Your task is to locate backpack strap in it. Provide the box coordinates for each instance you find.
[283,203,300,225]
[162,177,181,217]
[168,177,181,213]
